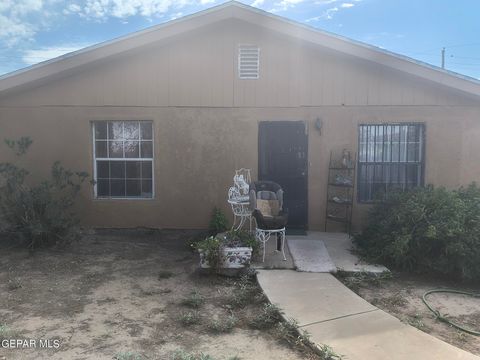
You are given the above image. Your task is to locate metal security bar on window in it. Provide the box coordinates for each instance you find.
[93,121,154,199]
[358,124,424,202]
[238,45,260,79]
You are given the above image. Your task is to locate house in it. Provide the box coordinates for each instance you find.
[0,1,479,232]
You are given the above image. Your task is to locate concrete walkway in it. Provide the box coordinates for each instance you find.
[257,270,479,360]
[288,232,388,273]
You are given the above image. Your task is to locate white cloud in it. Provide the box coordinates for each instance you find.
[341,3,354,8]
[0,0,47,46]
[306,6,338,21]
[22,44,91,65]
[75,0,193,20]
[251,0,265,6]
[0,14,36,46]
[272,0,305,12]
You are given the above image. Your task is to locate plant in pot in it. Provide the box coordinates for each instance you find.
[196,230,258,272]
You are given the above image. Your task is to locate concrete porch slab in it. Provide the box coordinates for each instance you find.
[291,232,388,273]
[256,270,376,327]
[303,309,479,360]
[287,239,336,273]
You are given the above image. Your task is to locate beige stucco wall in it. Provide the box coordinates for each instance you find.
[1,18,479,231]
[1,105,480,231]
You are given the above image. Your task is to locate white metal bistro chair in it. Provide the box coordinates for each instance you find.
[228,186,252,231]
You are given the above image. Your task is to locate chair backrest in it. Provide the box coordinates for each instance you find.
[250,181,284,211]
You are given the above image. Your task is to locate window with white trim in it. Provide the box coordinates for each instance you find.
[93,121,153,199]
[358,123,424,202]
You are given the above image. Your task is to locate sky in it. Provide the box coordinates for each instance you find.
[1,0,480,79]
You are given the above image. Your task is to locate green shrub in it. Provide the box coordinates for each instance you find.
[355,184,480,280]
[209,207,229,235]
[0,138,90,249]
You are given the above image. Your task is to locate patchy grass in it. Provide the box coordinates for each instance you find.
[0,230,324,359]
[0,324,18,341]
[158,270,174,279]
[335,271,392,294]
[316,345,343,360]
[371,292,408,309]
[407,313,430,332]
[207,315,238,334]
[171,350,214,360]
[225,275,263,309]
[275,319,312,351]
[337,271,480,356]
[181,290,206,309]
[250,303,284,329]
[113,351,143,360]
[178,311,201,326]
[7,277,22,291]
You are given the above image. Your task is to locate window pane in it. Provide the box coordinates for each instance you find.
[126,161,141,179]
[110,161,125,179]
[97,161,109,178]
[141,161,152,179]
[124,121,139,140]
[97,179,109,197]
[108,122,124,140]
[95,122,107,139]
[95,141,107,157]
[125,141,139,158]
[126,180,141,197]
[111,179,126,197]
[109,141,123,158]
[141,122,153,140]
[141,180,153,198]
[141,141,153,158]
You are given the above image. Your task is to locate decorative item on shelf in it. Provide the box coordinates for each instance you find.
[325,150,356,235]
[341,149,353,168]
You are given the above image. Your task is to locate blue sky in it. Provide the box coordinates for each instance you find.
[1,0,480,79]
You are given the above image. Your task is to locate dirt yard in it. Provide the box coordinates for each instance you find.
[0,229,317,360]
[337,272,480,356]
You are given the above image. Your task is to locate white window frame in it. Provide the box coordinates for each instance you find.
[92,120,155,200]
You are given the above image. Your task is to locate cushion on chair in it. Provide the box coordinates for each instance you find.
[256,199,280,217]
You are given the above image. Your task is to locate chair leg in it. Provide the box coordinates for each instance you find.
[281,230,287,261]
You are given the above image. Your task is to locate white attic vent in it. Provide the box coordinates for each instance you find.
[238,45,260,79]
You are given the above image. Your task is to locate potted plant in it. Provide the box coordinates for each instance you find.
[196,230,258,272]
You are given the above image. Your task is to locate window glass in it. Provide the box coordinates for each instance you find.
[93,121,153,199]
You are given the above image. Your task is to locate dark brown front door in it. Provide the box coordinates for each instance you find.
[258,121,308,230]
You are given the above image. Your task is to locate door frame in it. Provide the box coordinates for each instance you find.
[257,120,309,230]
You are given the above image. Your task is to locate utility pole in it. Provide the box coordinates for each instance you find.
[441,47,445,69]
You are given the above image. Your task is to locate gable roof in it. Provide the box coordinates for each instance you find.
[1,1,480,98]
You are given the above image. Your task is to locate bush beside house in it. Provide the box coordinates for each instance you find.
[355,184,480,281]
[0,137,89,249]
